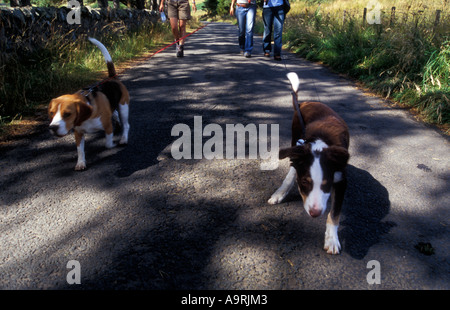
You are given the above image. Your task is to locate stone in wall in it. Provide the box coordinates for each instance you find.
[0,6,159,56]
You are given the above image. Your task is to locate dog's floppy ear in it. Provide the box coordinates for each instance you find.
[279,145,310,160]
[48,99,57,118]
[74,101,92,126]
[323,146,349,171]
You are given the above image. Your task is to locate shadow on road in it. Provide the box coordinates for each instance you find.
[1,22,448,290]
[341,165,396,259]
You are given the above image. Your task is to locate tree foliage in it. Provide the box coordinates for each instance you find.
[203,0,232,17]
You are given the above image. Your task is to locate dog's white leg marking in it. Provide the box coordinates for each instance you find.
[324,213,341,254]
[268,166,296,204]
[75,136,87,171]
[105,132,115,149]
[112,110,120,124]
[118,103,129,145]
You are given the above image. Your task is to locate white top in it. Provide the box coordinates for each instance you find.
[263,0,284,8]
[237,0,256,4]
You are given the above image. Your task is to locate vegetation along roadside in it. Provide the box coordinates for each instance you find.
[282,0,449,133]
[0,0,201,140]
[0,0,448,140]
[205,0,449,133]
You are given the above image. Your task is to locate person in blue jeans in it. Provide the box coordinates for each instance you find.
[230,0,257,58]
[262,0,285,61]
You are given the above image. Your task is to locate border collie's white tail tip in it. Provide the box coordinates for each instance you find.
[287,72,300,93]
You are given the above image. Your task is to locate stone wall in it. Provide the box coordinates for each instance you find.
[0,6,159,56]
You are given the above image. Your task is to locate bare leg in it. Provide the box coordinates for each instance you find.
[178,19,187,45]
[170,17,181,41]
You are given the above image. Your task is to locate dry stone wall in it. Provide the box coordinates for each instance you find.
[0,6,159,56]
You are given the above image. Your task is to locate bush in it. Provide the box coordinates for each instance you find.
[203,0,218,16]
[217,0,232,16]
[203,0,234,17]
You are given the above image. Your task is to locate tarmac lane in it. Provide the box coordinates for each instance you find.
[0,22,448,290]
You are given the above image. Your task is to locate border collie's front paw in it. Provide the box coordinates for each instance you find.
[268,193,284,205]
[324,223,341,254]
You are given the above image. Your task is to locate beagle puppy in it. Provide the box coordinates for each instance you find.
[48,38,130,170]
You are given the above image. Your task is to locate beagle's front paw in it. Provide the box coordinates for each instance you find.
[75,161,87,171]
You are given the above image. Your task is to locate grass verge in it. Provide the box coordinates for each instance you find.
[0,16,174,139]
[282,0,449,133]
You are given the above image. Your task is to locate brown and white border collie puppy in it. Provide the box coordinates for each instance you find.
[268,72,350,254]
[48,38,130,171]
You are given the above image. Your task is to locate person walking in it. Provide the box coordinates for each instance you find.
[160,0,197,57]
[230,0,257,58]
[262,0,286,61]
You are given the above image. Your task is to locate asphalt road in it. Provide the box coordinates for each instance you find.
[0,22,449,290]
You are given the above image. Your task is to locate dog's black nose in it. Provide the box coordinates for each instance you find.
[49,125,58,134]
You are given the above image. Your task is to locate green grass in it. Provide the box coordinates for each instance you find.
[0,19,172,131]
[1,0,448,133]
[282,0,449,131]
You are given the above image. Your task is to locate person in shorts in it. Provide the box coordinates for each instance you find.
[160,0,197,57]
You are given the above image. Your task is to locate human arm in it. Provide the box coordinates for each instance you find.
[230,0,236,15]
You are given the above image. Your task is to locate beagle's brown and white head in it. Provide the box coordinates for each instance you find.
[48,94,92,137]
[280,139,349,218]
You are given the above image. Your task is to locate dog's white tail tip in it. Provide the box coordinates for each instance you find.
[287,72,300,93]
[88,37,113,63]
[88,37,102,48]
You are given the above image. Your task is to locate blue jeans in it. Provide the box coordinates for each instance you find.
[262,5,285,56]
[235,5,256,53]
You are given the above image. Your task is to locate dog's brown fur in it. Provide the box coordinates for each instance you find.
[48,38,130,170]
[291,101,349,149]
[269,74,350,254]
[48,82,129,137]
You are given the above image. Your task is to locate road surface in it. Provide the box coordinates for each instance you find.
[0,22,449,290]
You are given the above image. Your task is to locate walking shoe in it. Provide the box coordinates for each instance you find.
[176,44,184,57]
[274,55,282,61]
[244,52,251,58]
